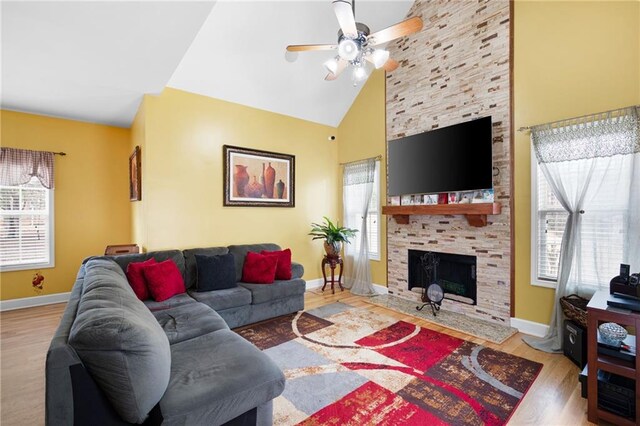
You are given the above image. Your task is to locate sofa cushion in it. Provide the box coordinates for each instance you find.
[239,278,306,305]
[68,259,171,425]
[143,292,195,312]
[195,253,236,291]
[242,252,278,284]
[125,257,156,300]
[144,259,186,302]
[159,329,285,425]
[228,243,281,282]
[151,302,229,344]
[261,248,292,280]
[188,286,252,311]
[99,249,186,280]
[183,246,229,289]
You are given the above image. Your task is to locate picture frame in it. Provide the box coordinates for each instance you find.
[129,146,141,201]
[223,145,295,207]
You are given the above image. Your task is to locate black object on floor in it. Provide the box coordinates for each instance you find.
[563,320,587,368]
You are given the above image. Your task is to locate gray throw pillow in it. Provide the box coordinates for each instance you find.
[69,259,171,424]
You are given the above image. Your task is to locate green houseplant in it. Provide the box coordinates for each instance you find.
[309,217,358,256]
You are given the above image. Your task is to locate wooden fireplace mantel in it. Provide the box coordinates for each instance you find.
[381,202,502,227]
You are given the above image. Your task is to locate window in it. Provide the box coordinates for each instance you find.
[344,161,380,260]
[0,177,54,271]
[531,150,630,288]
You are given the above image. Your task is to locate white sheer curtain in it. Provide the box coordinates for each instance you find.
[343,158,377,296]
[524,106,640,353]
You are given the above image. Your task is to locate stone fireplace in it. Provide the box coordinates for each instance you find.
[385,0,512,324]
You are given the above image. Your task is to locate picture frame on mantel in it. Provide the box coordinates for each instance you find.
[129,145,141,201]
[223,145,295,207]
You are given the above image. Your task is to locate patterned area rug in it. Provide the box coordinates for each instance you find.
[236,303,542,425]
[365,294,518,344]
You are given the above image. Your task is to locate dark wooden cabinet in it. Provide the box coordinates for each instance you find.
[587,290,639,425]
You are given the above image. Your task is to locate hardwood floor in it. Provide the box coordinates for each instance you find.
[0,290,591,425]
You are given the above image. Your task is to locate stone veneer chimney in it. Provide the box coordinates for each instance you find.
[385,0,512,324]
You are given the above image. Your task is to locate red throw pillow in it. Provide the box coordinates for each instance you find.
[143,259,186,302]
[125,258,156,301]
[260,248,292,280]
[242,252,278,284]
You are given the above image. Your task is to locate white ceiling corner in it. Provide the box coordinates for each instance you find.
[1,1,216,127]
[1,0,414,129]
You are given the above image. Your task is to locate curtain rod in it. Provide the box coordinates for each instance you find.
[518,105,639,133]
[1,147,67,156]
[339,155,382,166]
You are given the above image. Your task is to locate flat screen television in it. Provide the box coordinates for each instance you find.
[388,116,493,196]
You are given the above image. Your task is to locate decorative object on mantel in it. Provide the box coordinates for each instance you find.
[286,0,423,85]
[382,202,502,227]
[223,145,295,207]
[129,146,141,201]
[309,216,357,256]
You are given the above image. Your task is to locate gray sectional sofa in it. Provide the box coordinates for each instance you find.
[46,243,305,426]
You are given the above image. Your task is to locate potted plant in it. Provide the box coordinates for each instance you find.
[309,217,358,257]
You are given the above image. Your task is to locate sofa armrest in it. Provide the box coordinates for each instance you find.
[291,262,304,280]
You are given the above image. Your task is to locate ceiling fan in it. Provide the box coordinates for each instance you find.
[286,0,423,84]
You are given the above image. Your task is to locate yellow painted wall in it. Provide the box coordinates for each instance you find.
[0,110,132,300]
[514,0,640,323]
[337,70,387,285]
[135,88,339,280]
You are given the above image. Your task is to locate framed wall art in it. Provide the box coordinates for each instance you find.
[223,145,295,207]
[129,145,141,201]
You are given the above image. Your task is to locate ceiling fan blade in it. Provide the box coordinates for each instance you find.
[382,58,399,72]
[368,16,423,46]
[325,58,348,81]
[286,44,337,52]
[332,0,357,37]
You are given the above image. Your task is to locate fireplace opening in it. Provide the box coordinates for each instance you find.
[408,250,477,305]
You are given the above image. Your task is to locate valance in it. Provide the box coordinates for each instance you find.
[0,147,55,189]
[343,158,377,186]
[531,106,639,164]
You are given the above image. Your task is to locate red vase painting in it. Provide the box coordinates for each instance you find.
[264,162,276,198]
[246,176,264,198]
[234,165,249,197]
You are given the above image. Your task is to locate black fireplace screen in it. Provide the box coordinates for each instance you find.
[408,250,477,305]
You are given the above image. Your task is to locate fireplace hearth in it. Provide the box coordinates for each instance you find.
[408,249,477,305]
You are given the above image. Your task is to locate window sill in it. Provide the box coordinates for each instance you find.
[531,279,557,289]
[1,262,55,273]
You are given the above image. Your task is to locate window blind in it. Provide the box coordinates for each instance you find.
[535,159,630,287]
[0,177,52,269]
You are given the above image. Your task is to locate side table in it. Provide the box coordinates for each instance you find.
[321,254,344,294]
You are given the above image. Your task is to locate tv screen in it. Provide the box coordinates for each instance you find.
[388,116,493,196]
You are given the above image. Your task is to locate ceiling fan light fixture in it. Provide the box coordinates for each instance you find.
[369,49,390,69]
[323,57,340,75]
[352,64,368,84]
[338,38,359,61]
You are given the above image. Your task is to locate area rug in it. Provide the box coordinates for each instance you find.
[365,294,518,344]
[235,302,542,425]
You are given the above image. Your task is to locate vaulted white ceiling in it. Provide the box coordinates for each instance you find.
[1,1,413,128]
